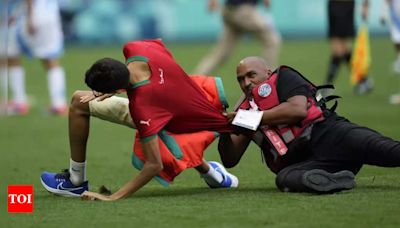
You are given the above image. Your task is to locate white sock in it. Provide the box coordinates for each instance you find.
[9,66,27,104]
[0,67,7,114]
[1,66,7,93]
[201,164,223,186]
[47,66,66,108]
[69,159,86,186]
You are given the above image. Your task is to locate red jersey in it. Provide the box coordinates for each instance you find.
[131,75,230,184]
[124,39,231,138]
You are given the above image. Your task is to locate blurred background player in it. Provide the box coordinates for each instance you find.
[325,0,373,94]
[7,0,67,115]
[192,0,281,75]
[0,1,7,115]
[381,0,400,104]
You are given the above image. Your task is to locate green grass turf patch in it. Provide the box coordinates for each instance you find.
[1,37,400,227]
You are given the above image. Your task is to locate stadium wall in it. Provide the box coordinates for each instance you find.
[66,0,388,43]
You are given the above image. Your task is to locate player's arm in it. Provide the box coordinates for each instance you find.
[82,137,162,201]
[109,137,162,200]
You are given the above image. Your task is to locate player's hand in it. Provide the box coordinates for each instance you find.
[81,191,114,201]
[95,93,115,102]
[79,93,96,103]
[80,92,115,103]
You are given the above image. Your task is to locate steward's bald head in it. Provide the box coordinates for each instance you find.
[236,56,273,95]
[237,56,269,72]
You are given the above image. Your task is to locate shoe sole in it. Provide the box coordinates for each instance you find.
[209,162,239,188]
[40,178,82,197]
[302,169,355,193]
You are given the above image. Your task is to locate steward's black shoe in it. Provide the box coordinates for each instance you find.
[302,169,355,193]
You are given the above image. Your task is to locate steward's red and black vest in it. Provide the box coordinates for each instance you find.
[236,66,325,172]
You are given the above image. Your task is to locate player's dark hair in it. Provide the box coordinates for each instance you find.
[85,58,130,93]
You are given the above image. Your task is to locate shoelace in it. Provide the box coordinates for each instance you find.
[54,169,70,180]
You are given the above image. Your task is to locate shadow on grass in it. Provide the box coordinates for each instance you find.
[37,184,394,201]
[132,186,278,198]
[34,186,279,201]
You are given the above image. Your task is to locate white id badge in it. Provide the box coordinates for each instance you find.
[232,109,263,131]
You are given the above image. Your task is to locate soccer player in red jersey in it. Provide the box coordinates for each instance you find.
[122,39,232,137]
[40,39,238,201]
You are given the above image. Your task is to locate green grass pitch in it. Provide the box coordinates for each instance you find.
[1,37,400,227]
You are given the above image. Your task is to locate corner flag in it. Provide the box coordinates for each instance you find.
[350,24,371,85]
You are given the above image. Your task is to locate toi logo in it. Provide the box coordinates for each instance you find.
[8,185,34,213]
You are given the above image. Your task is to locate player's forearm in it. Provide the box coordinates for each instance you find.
[110,137,163,200]
[110,162,163,200]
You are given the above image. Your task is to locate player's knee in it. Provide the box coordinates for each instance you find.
[70,91,90,114]
[41,59,60,69]
[71,91,84,104]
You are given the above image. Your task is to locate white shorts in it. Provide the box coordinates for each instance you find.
[390,24,400,44]
[88,96,135,129]
[7,0,64,59]
[388,0,400,43]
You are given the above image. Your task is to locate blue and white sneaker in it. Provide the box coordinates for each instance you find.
[205,161,239,188]
[40,169,88,197]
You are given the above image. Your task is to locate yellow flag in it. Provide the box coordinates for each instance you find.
[350,24,371,85]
